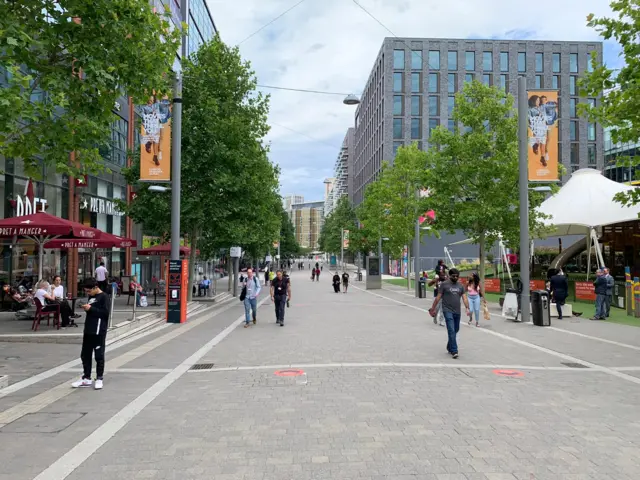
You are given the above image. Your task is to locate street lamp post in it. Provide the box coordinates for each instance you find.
[517,76,530,323]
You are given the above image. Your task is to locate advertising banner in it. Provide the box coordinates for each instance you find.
[140,95,172,182]
[575,281,596,301]
[527,90,559,182]
[530,280,546,291]
[484,278,501,293]
[342,230,350,249]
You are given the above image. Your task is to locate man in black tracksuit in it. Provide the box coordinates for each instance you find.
[270,270,291,327]
[71,278,110,390]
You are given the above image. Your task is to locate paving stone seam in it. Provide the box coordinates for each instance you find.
[546,325,640,351]
[32,296,270,480]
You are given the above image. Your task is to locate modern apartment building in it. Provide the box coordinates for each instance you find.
[291,201,324,249]
[283,194,305,217]
[603,126,640,183]
[353,37,604,205]
[323,179,335,218]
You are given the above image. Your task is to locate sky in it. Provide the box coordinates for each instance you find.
[207,0,622,202]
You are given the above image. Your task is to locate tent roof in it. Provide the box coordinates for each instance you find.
[538,168,640,235]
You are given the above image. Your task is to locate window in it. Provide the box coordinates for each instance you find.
[428,73,439,92]
[570,143,579,165]
[393,118,403,139]
[588,123,596,141]
[570,121,578,141]
[535,53,543,72]
[393,95,403,115]
[483,51,493,71]
[393,49,405,69]
[448,73,456,93]
[411,95,421,116]
[411,50,422,70]
[587,144,596,165]
[499,74,507,91]
[518,52,526,72]
[465,73,474,83]
[428,96,439,116]
[482,74,491,86]
[428,118,439,136]
[588,98,596,109]
[465,51,475,70]
[448,51,458,70]
[552,53,560,73]
[393,72,403,92]
[552,75,559,89]
[569,98,577,118]
[393,141,403,156]
[586,52,594,72]
[570,53,578,73]
[500,52,509,72]
[569,76,577,95]
[411,72,421,93]
[448,120,456,132]
[411,118,421,139]
[447,96,455,115]
[535,75,543,89]
[429,50,440,69]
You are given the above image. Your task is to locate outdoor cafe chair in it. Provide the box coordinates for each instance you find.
[32,298,60,331]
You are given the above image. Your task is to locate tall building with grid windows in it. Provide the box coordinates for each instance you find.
[352,37,604,206]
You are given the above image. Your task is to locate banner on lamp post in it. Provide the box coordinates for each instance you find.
[527,90,559,182]
[140,94,172,182]
[342,229,350,249]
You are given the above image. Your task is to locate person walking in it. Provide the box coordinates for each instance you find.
[242,268,261,328]
[95,261,108,292]
[270,270,291,326]
[71,278,110,390]
[429,268,469,359]
[315,266,321,282]
[549,269,569,319]
[592,269,608,321]
[466,273,482,327]
[604,267,614,318]
[332,272,341,293]
[311,268,316,281]
[342,271,350,293]
[428,271,447,326]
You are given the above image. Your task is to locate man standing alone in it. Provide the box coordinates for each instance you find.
[604,267,615,318]
[242,268,261,328]
[270,270,291,326]
[592,269,608,321]
[429,268,469,359]
[95,261,108,292]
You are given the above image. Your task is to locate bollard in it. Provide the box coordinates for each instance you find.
[132,290,137,322]
[108,290,116,329]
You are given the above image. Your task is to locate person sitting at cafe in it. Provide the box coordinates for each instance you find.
[50,275,78,326]
[199,276,211,296]
[130,275,143,307]
[35,280,63,326]
[2,284,30,311]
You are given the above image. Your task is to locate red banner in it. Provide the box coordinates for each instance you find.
[575,281,596,301]
[530,280,546,291]
[484,278,501,293]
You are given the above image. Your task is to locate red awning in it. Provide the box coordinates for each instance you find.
[0,212,102,239]
[44,233,137,249]
[135,243,197,256]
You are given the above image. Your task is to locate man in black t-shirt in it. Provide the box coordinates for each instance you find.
[342,272,350,293]
[270,270,291,327]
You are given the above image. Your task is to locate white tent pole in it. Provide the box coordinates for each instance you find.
[591,228,605,269]
[38,236,44,282]
[499,239,514,289]
[586,228,592,281]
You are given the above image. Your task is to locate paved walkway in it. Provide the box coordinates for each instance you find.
[1,269,640,479]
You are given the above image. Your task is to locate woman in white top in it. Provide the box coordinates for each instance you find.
[35,281,59,323]
[50,276,75,327]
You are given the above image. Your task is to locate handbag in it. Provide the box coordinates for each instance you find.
[239,284,247,301]
[482,299,491,321]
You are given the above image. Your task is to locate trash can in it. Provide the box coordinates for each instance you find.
[418,279,427,298]
[358,272,363,281]
[531,290,551,326]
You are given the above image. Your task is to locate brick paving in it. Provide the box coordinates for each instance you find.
[1,269,640,479]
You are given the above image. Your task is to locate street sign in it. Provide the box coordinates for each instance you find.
[230,246,241,258]
[265,255,272,263]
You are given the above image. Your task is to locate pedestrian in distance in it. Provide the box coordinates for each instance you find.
[466,273,482,327]
[429,268,470,359]
[342,271,350,293]
[95,261,108,292]
[315,267,321,282]
[604,267,614,318]
[241,268,261,328]
[428,271,447,326]
[592,268,608,320]
[72,278,110,390]
[270,270,291,326]
[332,272,341,293]
[311,268,316,281]
[549,268,569,319]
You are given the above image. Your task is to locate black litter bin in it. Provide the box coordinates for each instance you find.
[358,272,363,281]
[531,290,551,326]
[418,280,427,298]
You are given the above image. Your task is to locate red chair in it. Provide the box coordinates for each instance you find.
[32,298,60,331]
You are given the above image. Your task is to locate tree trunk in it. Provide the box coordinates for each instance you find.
[187,228,199,302]
[478,231,486,293]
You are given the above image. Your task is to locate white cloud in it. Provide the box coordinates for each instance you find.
[207,0,615,200]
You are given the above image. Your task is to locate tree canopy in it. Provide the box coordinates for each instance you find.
[0,0,180,177]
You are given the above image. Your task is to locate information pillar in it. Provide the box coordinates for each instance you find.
[166,259,188,323]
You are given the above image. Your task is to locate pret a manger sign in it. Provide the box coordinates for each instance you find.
[15,179,47,217]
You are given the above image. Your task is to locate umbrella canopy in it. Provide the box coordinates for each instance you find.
[43,233,137,249]
[135,243,197,256]
[0,212,102,239]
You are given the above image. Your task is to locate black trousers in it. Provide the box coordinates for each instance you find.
[274,295,286,322]
[81,333,106,379]
[98,280,108,292]
[333,283,340,293]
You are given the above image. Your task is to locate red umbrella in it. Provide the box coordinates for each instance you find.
[136,243,198,256]
[0,212,103,280]
[44,233,137,249]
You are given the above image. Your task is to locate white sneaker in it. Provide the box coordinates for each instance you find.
[71,378,92,388]
[94,379,103,390]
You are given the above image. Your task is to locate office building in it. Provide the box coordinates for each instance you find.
[291,201,324,249]
[283,194,305,218]
[603,126,640,183]
[353,37,604,205]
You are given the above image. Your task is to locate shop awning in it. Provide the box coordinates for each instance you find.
[135,243,198,256]
[43,233,137,249]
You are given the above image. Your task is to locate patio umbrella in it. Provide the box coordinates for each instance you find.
[135,243,198,256]
[44,233,137,273]
[0,212,103,280]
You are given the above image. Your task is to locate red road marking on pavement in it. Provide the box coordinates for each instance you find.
[493,369,524,378]
[274,369,305,377]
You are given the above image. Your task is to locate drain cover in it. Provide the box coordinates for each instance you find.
[190,363,215,370]
[561,362,589,369]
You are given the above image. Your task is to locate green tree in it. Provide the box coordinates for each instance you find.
[278,209,300,260]
[319,196,359,255]
[423,81,545,285]
[0,0,180,177]
[580,1,640,205]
